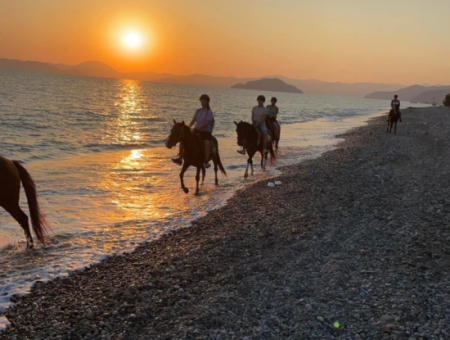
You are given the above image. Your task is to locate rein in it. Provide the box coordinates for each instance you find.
[173,125,188,145]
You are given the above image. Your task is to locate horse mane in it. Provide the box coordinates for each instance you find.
[238,121,257,136]
[181,124,192,135]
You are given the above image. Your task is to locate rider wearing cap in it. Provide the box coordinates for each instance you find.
[237,95,269,155]
[172,94,215,168]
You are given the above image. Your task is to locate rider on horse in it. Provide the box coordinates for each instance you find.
[172,94,215,169]
[266,97,280,143]
[388,94,402,122]
[237,95,269,155]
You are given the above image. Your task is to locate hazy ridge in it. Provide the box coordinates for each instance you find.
[0,58,404,98]
[231,78,303,94]
[365,84,450,102]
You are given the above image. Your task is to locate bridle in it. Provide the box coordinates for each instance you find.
[170,124,186,147]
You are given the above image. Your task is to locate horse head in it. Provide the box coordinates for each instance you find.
[234,121,249,147]
[165,119,186,149]
[234,121,256,147]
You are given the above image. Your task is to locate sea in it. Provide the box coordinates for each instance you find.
[0,69,428,328]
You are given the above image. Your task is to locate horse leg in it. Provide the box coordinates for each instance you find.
[260,152,264,171]
[4,204,33,249]
[18,208,33,249]
[264,151,268,171]
[195,167,201,196]
[275,125,280,151]
[201,166,206,186]
[180,163,189,194]
[250,157,254,176]
[244,159,250,178]
[213,157,219,185]
[394,121,397,134]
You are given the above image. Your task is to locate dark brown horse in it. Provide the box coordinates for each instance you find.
[234,121,276,178]
[387,109,400,134]
[0,156,49,249]
[165,120,226,195]
[265,117,281,151]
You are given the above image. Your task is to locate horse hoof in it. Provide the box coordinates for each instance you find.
[244,174,248,179]
[215,181,218,186]
[183,187,189,194]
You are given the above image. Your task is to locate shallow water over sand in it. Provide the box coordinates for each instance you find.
[0,70,428,328]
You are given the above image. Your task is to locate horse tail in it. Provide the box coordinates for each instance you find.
[216,154,227,176]
[212,137,227,176]
[12,161,49,245]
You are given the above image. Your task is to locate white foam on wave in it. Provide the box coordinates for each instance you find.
[0,110,390,331]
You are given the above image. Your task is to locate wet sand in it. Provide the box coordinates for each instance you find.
[3,106,450,339]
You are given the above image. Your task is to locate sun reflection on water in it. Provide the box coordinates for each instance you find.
[104,79,146,145]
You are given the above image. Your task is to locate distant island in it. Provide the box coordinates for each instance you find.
[231,78,303,94]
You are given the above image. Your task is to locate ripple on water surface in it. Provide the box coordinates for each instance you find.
[0,70,429,329]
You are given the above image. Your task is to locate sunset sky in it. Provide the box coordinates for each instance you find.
[1,0,450,84]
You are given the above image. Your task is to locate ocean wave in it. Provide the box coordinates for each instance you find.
[130,116,167,122]
[83,142,160,151]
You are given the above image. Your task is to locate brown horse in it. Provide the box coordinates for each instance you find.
[234,121,276,178]
[265,117,281,151]
[165,120,227,195]
[387,109,400,134]
[0,156,49,249]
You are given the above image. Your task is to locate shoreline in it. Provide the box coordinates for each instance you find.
[4,106,450,339]
[0,109,386,316]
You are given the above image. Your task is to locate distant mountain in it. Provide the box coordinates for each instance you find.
[0,58,61,74]
[410,89,450,104]
[365,85,450,101]
[66,61,121,78]
[153,74,256,88]
[274,76,404,98]
[1,57,412,98]
[231,78,303,94]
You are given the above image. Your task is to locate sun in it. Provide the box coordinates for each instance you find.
[124,33,141,48]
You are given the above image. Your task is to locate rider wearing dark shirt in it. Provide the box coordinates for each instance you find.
[390,95,402,122]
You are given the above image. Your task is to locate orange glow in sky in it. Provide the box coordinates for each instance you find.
[1,0,450,84]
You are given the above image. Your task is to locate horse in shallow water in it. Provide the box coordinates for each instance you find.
[234,121,276,178]
[387,109,400,134]
[165,120,227,195]
[0,156,49,249]
[265,117,281,152]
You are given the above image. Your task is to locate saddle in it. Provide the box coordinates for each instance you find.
[255,130,271,148]
[193,133,218,155]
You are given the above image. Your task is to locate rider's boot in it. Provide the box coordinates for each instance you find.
[171,157,182,166]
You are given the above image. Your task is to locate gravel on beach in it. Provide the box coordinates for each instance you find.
[2,106,450,340]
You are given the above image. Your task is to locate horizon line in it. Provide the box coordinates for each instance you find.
[0,56,421,87]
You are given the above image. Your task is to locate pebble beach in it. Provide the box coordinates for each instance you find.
[2,106,450,340]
